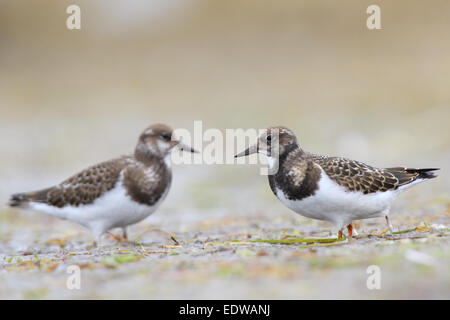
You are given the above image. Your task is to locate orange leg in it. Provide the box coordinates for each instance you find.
[338,230,343,239]
[347,224,353,237]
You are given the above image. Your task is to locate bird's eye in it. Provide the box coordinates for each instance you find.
[266,134,272,143]
[161,133,171,141]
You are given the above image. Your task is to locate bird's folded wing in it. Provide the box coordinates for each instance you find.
[312,156,401,194]
[44,158,128,207]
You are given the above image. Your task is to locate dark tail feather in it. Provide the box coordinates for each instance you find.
[405,168,439,179]
[9,193,28,207]
[9,187,52,207]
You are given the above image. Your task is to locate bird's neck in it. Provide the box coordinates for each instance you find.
[134,142,164,166]
[267,143,304,175]
[278,143,304,166]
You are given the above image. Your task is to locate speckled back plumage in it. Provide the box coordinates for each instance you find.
[310,154,438,194]
[52,158,128,207]
[10,158,128,207]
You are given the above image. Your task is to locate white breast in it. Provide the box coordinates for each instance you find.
[275,167,399,228]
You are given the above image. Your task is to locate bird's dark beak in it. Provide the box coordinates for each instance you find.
[177,141,199,153]
[234,143,258,158]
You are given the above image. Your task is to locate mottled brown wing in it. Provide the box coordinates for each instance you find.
[44,158,128,207]
[311,156,400,194]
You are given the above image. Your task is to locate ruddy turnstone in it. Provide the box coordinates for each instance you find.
[235,126,439,238]
[9,123,197,245]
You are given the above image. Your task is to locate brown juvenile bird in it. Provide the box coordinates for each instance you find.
[9,124,197,245]
[235,126,439,238]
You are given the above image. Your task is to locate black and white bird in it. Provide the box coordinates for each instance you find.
[9,123,197,245]
[235,126,439,239]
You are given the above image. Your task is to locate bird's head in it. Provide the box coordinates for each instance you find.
[136,123,197,159]
[234,126,298,160]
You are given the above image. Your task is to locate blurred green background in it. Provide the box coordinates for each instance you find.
[0,0,449,299]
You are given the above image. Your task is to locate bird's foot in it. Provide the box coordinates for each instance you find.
[346,223,360,239]
[347,224,353,237]
[385,215,395,233]
[106,232,128,243]
[373,227,390,237]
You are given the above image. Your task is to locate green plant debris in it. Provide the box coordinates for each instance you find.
[115,254,140,263]
[391,228,419,235]
[250,237,345,245]
[103,254,141,268]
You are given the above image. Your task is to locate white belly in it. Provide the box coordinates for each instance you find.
[275,168,399,228]
[29,180,170,235]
